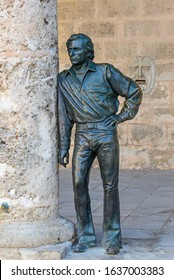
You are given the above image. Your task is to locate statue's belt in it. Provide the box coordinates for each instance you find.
[76,122,115,131]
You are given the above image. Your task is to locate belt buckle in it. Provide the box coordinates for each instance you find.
[85,123,97,130]
[91,123,97,129]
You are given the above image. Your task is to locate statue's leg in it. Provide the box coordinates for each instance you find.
[72,131,96,252]
[97,130,122,254]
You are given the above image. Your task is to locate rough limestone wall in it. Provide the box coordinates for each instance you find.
[58,0,174,169]
[0,0,74,249]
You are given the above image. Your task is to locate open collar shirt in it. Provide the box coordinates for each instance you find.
[58,61,142,150]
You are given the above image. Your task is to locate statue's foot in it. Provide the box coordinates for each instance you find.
[73,241,96,253]
[104,241,121,255]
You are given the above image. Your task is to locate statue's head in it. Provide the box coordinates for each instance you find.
[66,33,94,61]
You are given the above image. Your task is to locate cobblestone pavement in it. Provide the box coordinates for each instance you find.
[59,168,174,260]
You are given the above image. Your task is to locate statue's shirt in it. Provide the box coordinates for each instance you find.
[58,61,142,150]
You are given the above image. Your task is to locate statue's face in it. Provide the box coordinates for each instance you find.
[67,39,88,66]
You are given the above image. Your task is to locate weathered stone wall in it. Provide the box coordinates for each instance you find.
[0,0,74,252]
[58,0,174,169]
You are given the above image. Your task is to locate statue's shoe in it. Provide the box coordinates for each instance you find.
[104,241,121,255]
[73,241,96,253]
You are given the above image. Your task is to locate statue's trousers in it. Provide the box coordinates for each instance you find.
[72,122,122,246]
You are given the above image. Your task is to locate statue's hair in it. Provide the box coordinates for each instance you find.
[66,33,94,61]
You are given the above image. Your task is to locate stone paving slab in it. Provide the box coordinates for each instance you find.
[63,242,174,260]
[0,242,73,260]
[59,168,174,260]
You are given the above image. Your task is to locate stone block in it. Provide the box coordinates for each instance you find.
[0,242,72,260]
[120,147,149,169]
[149,150,174,169]
[58,2,77,21]
[105,41,137,60]
[164,20,174,36]
[143,0,172,16]
[124,20,163,37]
[104,42,118,60]
[142,41,174,60]
[0,249,21,260]
[58,23,75,40]
[59,0,95,21]
[156,63,174,81]
[129,124,167,148]
[80,22,115,38]
[76,0,95,19]
[143,82,171,105]
[96,0,140,18]
[153,107,174,124]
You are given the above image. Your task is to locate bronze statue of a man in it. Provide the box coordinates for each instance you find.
[58,33,142,254]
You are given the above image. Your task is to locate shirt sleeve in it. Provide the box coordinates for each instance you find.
[106,64,143,122]
[57,75,74,151]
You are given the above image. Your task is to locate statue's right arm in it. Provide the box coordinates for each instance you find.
[57,74,74,167]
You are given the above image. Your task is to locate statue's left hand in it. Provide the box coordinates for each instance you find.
[58,149,69,168]
[104,115,121,128]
